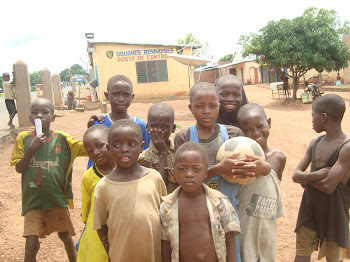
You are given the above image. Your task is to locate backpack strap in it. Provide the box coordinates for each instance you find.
[191,124,229,143]
[219,124,229,143]
[190,125,199,143]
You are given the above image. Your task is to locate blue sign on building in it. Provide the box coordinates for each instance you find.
[74,74,85,82]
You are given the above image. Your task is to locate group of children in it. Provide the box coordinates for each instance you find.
[9,71,350,262]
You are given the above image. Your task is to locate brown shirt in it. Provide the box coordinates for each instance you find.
[295,135,350,248]
[138,139,178,193]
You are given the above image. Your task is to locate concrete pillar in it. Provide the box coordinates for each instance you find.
[41,68,53,102]
[52,73,63,106]
[70,76,76,93]
[342,35,350,85]
[13,61,32,127]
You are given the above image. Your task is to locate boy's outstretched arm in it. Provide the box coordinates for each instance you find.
[228,155,271,179]
[97,225,109,255]
[15,134,46,173]
[225,232,236,262]
[311,144,350,194]
[270,151,287,181]
[161,240,172,262]
[207,153,269,180]
[87,114,105,128]
[150,128,170,183]
[292,139,328,185]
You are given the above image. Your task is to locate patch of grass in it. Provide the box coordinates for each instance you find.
[176,124,182,128]
[0,93,4,97]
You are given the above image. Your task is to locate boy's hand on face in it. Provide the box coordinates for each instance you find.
[164,167,177,183]
[87,114,105,128]
[29,134,46,153]
[149,128,168,155]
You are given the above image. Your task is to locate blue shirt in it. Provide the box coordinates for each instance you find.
[87,114,150,169]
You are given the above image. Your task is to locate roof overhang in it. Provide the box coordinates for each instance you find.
[167,54,211,66]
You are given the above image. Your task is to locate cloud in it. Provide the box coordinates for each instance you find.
[4,34,41,48]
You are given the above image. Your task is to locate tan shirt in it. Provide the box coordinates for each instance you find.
[3,81,15,100]
[93,169,167,262]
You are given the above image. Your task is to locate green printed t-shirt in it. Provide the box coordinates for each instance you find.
[11,131,87,215]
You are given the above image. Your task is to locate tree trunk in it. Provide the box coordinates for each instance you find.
[292,76,298,100]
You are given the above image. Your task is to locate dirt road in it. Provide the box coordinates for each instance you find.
[1,85,349,261]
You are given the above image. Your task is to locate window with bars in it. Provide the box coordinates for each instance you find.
[136,60,168,83]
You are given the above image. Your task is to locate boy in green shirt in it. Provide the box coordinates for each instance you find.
[11,98,87,262]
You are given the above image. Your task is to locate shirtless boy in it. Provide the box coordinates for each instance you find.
[161,142,240,262]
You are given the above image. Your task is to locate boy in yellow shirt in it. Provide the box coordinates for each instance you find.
[77,124,115,262]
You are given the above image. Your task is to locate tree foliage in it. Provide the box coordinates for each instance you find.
[239,7,350,99]
[219,54,234,62]
[59,64,87,82]
[30,71,42,85]
[29,71,42,90]
[178,33,213,58]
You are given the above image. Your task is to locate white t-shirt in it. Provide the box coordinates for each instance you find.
[237,169,284,261]
[3,81,15,100]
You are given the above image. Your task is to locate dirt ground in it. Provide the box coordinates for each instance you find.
[0,85,349,261]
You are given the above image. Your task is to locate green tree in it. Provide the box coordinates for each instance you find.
[70,64,86,76]
[59,68,71,82]
[29,71,42,91]
[219,54,234,62]
[59,64,88,83]
[178,33,212,58]
[238,8,350,100]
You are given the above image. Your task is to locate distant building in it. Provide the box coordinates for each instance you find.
[87,40,200,101]
[195,49,347,86]
[194,53,263,84]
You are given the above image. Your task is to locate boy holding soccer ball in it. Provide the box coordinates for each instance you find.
[174,83,271,261]
[237,103,286,261]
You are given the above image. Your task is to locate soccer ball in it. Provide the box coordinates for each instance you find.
[216,136,265,185]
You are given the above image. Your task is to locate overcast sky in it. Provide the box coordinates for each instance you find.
[1,0,349,75]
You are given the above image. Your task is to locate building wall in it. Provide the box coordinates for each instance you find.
[194,61,261,85]
[221,61,261,84]
[343,35,350,85]
[195,69,218,83]
[92,43,193,101]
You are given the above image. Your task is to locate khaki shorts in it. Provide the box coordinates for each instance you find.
[23,207,75,238]
[296,226,350,261]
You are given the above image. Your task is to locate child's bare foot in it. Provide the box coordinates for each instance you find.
[8,123,15,129]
